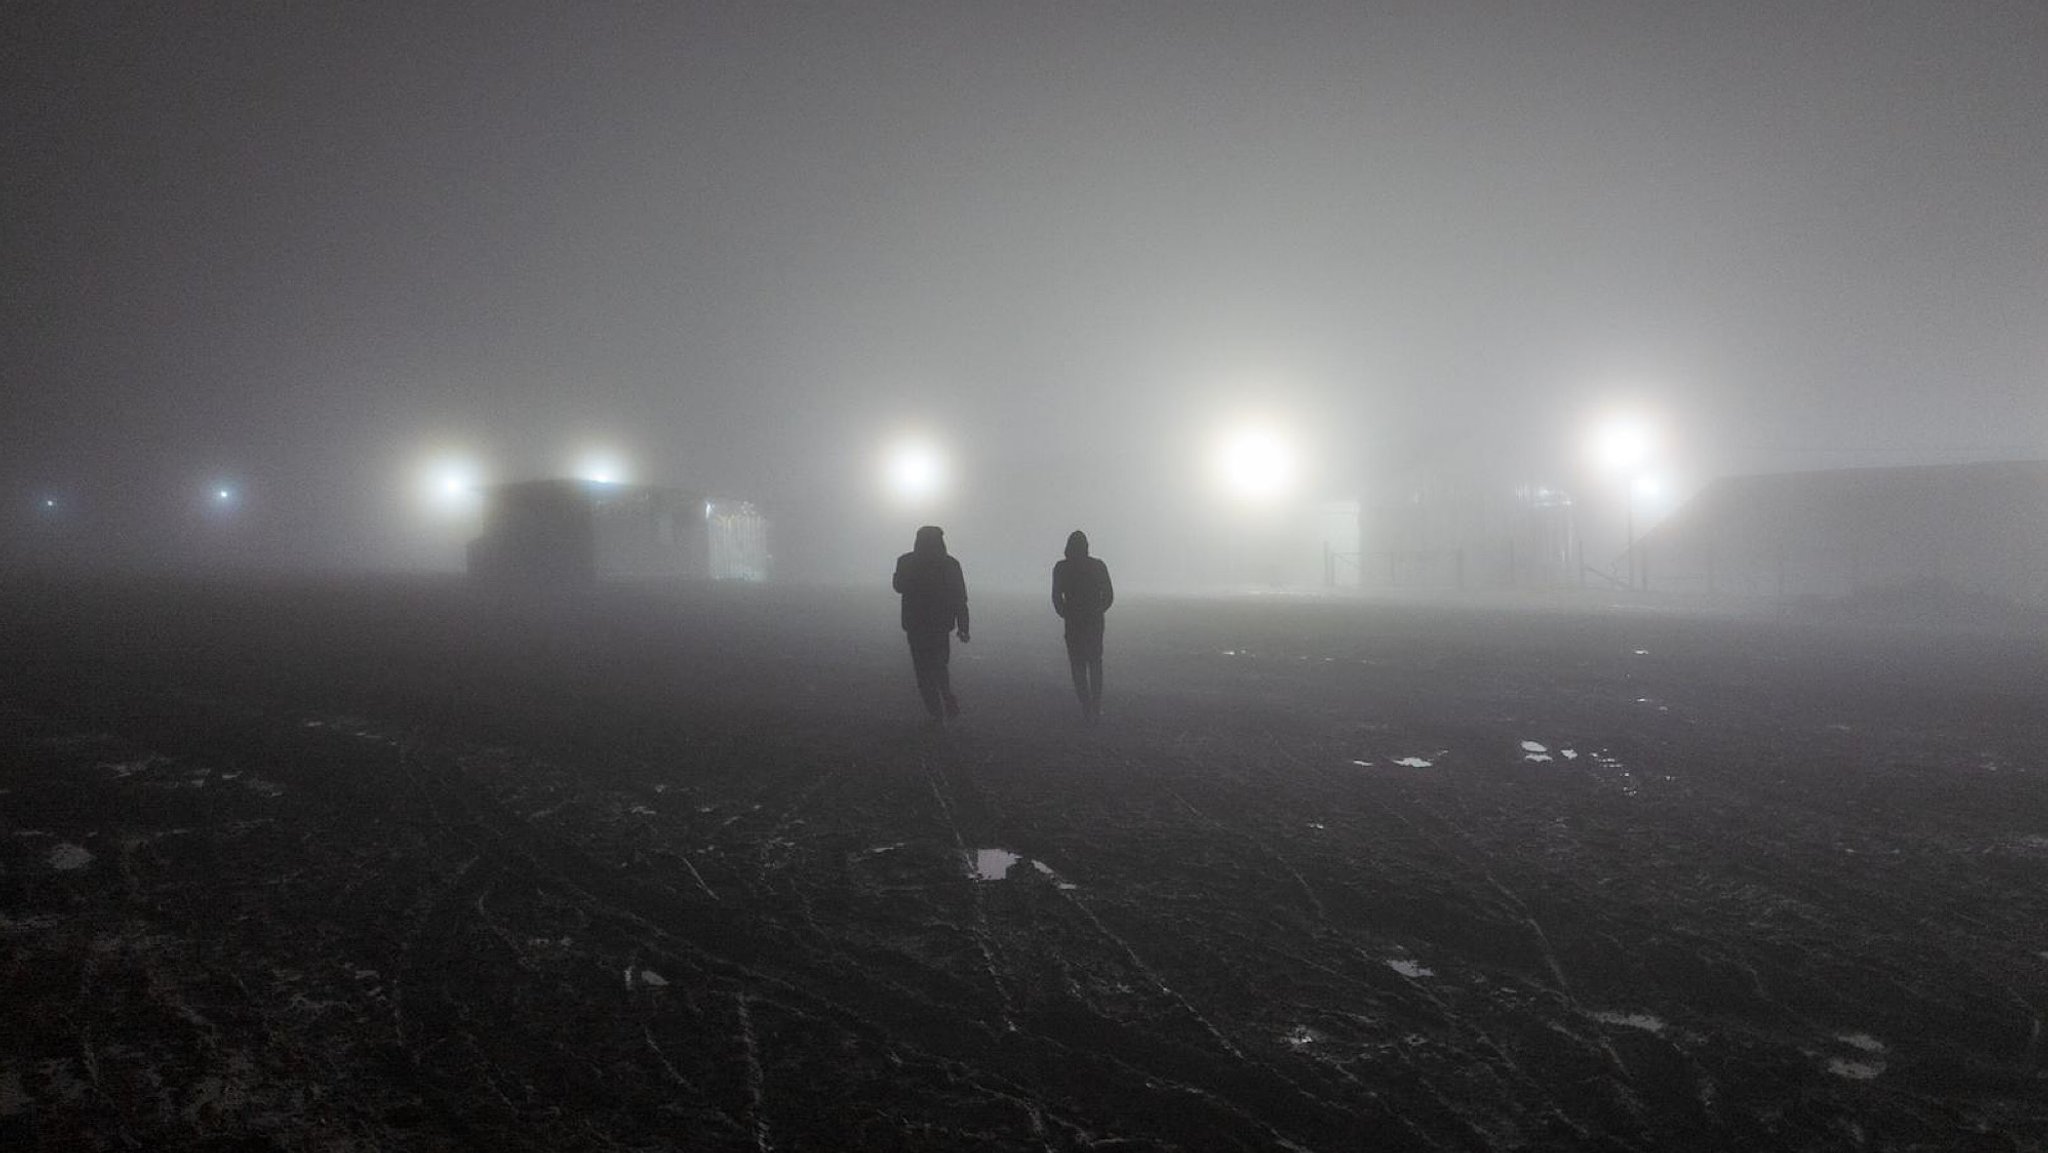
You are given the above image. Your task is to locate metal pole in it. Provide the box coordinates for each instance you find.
[1625,487,1637,589]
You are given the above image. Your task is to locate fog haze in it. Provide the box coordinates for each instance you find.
[6,2,2044,584]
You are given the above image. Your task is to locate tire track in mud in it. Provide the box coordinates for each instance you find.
[988,719,1461,1148]
[408,720,1350,1148]
[11,583,2048,1150]
[920,749,1020,1033]
[339,724,1047,1143]
[1160,714,1668,1142]
[903,720,1414,1149]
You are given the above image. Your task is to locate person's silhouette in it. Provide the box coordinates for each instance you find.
[1051,530,1113,720]
[892,525,970,723]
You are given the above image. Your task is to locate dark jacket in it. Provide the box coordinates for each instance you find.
[894,526,969,636]
[1052,531,1113,626]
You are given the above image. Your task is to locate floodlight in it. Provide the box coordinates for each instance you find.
[576,450,626,486]
[420,455,484,515]
[1214,423,1295,503]
[1588,413,1658,475]
[884,438,946,503]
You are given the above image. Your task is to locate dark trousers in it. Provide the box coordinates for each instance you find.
[1064,619,1104,716]
[906,629,953,718]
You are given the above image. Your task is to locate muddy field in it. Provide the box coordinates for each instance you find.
[2,573,2045,1151]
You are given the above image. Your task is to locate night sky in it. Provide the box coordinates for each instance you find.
[5,2,2044,581]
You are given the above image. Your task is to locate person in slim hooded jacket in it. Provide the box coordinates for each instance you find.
[1051,529,1113,720]
[892,525,970,722]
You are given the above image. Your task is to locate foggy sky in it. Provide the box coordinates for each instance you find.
[5,1,2044,580]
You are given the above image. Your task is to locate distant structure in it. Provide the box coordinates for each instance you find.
[467,479,768,585]
[1361,481,1579,590]
[1634,461,2048,603]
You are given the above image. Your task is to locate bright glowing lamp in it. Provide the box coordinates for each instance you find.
[1584,411,1667,590]
[576,450,626,486]
[884,439,946,503]
[421,456,483,514]
[1589,413,1658,475]
[1215,424,1295,502]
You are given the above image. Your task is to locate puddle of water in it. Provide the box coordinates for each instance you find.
[622,966,670,989]
[1590,1010,1665,1033]
[1632,649,1649,656]
[1392,757,1433,768]
[1524,753,1554,763]
[48,843,94,871]
[1561,749,1579,759]
[1836,1033,1886,1053]
[628,804,655,816]
[1387,959,1433,979]
[1520,741,1548,753]
[966,848,1021,881]
[1306,822,1325,830]
[1825,1057,1883,1080]
[1350,759,1373,767]
[1283,1025,1320,1048]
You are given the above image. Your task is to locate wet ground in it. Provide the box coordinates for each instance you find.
[2,574,2045,1151]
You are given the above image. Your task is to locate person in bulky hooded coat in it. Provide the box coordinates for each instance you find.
[893,525,970,721]
[1051,529,1113,719]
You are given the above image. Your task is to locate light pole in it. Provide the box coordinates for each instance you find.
[1624,483,1636,588]
[1588,412,1660,590]
[1211,420,1297,587]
